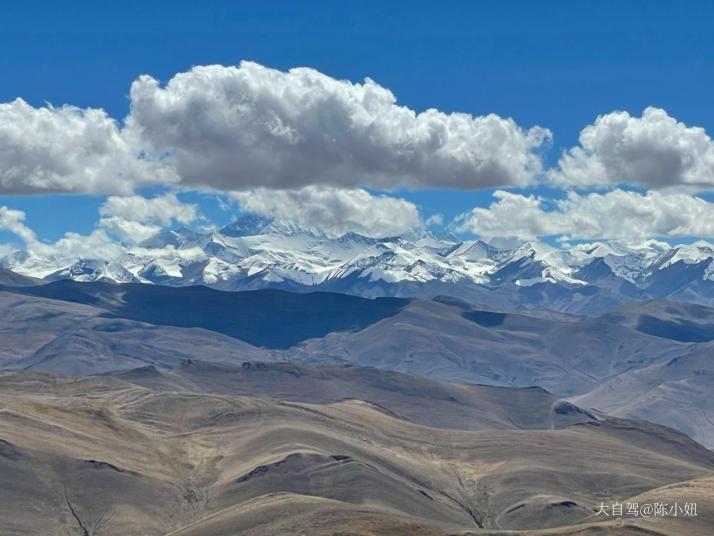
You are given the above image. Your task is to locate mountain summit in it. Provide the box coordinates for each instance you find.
[2,223,713,313]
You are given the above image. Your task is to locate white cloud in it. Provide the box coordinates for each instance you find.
[0,63,551,195]
[97,219,162,245]
[0,204,121,260]
[128,62,551,191]
[0,193,199,275]
[426,213,444,226]
[0,243,16,259]
[0,98,172,195]
[550,107,714,190]
[32,229,124,263]
[231,186,422,237]
[456,189,714,240]
[0,205,123,275]
[98,193,199,243]
[99,193,197,226]
[0,206,38,244]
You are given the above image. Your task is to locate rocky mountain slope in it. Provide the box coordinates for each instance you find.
[1,371,712,535]
[1,283,713,448]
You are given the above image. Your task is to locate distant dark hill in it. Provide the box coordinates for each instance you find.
[637,314,714,342]
[601,299,714,343]
[0,289,270,375]
[16,281,410,348]
[0,268,42,288]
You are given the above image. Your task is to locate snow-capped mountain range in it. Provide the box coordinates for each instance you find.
[2,215,713,313]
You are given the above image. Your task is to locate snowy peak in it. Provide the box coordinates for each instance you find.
[45,259,138,284]
[219,214,273,237]
[140,227,207,249]
[3,226,714,311]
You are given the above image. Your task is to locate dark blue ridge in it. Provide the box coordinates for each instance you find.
[16,280,410,349]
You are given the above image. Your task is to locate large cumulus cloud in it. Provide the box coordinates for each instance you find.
[0,63,551,195]
[550,107,714,190]
[231,186,422,237]
[456,189,714,240]
[4,65,714,199]
[127,62,551,191]
[98,193,199,243]
[0,99,171,195]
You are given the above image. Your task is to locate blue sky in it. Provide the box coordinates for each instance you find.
[1,1,714,248]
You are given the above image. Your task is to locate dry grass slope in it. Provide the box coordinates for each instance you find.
[0,372,712,535]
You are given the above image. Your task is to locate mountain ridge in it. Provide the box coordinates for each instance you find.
[3,281,714,447]
[1,368,713,535]
[2,216,713,313]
